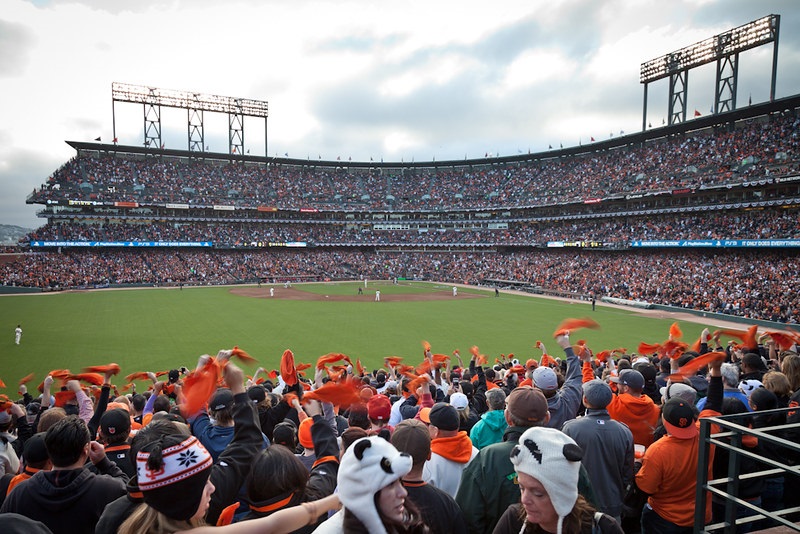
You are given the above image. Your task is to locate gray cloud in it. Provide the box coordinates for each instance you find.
[0,19,35,77]
[304,7,628,159]
[0,146,61,228]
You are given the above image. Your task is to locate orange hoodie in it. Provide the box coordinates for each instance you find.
[430,431,475,464]
[607,393,660,447]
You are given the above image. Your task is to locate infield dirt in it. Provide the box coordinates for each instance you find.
[229,286,483,302]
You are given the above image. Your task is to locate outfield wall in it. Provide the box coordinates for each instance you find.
[649,303,796,331]
[0,286,41,294]
[601,295,795,330]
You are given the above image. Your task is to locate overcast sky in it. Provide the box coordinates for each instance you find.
[1,0,798,229]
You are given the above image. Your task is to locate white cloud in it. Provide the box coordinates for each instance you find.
[494,48,577,96]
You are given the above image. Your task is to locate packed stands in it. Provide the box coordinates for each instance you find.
[3,102,800,326]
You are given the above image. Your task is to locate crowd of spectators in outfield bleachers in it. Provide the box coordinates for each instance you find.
[29,112,800,211]
[2,249,798,324]
[23,207,800,246]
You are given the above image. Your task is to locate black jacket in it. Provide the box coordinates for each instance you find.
[94,476,143,534]
[205,391,264,525]
[0,456,127,534]
[243,414,339,533]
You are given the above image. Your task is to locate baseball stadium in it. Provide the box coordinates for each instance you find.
[1,12,799,533]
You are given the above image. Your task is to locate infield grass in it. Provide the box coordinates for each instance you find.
[0,281,709,388]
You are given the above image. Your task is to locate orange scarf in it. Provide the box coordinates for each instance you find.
[431,431,474,463]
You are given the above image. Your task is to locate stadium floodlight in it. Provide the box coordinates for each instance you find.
[111,82,269,156]
[640,15,780,130]
[640,15,778,84]
[112,83,268,116]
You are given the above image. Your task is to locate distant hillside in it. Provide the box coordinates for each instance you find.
[0,225,31,245]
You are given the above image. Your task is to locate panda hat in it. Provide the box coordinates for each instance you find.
[338,436,413,534]
[510,427,584,534]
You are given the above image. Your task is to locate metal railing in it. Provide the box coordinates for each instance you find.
[695,407,800,532]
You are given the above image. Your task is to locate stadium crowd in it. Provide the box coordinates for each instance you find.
[29,112,800,211]
[1,249,799,324]
[22,207,800,246]
[1,329,799,533]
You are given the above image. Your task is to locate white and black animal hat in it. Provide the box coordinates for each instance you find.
[510,427,583,534]
[338,436,413,534]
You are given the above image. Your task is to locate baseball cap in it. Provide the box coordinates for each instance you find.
[506,386,548,425]
[582,379,612,409]
[450,392,469,411]
[610,369,644,391]
[391,419,431,465]
[209,389,234,411]
[660,382,697,405]
[272,421,297,448]
[532,367,558,391]
[525,358,538,369]
[662,398,698,439]
[107,401,130,413]
[247,385,267,404]
[428,402,459,431]
[634,362,658,385]
[100,408,131,437]
[367,394,391,421]
[417,407,432,424]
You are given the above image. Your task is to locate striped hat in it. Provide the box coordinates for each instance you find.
[136,435,213,520]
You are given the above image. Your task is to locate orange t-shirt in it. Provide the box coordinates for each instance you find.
[636,433,713,526]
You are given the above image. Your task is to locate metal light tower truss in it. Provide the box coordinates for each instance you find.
[188,97,204,153]
[640,14,780,130]
[668,70,689,125]
[111,82,269,155]
[229,102,245,156]
[715,53,738,114]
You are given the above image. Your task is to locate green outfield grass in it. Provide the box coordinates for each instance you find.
[0,282,709,389]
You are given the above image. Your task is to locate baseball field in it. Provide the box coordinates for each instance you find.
[1,281,715,389]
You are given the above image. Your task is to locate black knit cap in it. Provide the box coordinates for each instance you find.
[23,432,49,465]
